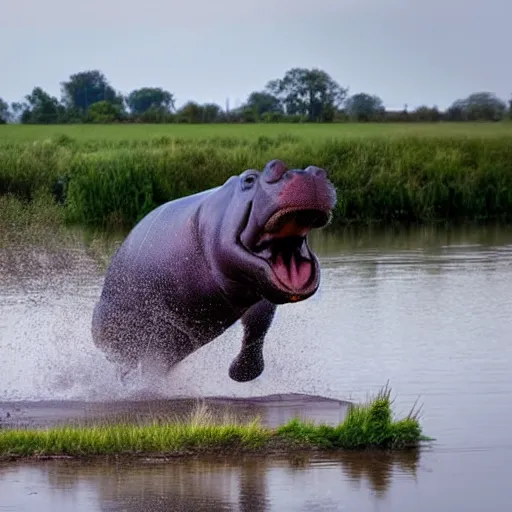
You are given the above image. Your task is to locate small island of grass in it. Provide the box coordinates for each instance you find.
[0,387,430,461]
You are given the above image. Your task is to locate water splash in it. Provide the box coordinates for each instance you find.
[0,240,335,403]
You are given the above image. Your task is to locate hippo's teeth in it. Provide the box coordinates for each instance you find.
[299,241,310,260]
[259,246,272,260]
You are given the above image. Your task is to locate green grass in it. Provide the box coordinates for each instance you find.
[1,122,512,143]
[0,387,428,459]
[1,123,512,229]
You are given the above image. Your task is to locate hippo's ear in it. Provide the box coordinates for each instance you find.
[263,159,288,183]
[304,165,328,179]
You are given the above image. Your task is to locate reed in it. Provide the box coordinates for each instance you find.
[1,130,512,228]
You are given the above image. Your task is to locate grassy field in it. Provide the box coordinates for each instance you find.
[1,122,512,229]
[0,388,427,459]
[1,122,512,143]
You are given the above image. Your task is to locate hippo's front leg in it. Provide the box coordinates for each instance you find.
[228,299,277,382]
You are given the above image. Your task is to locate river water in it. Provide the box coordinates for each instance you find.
[1,222,511,511]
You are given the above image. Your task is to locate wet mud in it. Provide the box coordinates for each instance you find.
[0,393,350,430]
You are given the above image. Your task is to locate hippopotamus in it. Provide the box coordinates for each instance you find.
[91,159,337,383]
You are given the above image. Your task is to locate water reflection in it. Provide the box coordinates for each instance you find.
[0,450,420,511]
[309,222,512,254]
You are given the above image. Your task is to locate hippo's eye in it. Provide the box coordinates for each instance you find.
[241,173,258,191]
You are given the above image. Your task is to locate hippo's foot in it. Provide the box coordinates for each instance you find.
[228,348,264,382]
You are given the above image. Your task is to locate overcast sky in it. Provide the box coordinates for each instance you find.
[1,0,510,110]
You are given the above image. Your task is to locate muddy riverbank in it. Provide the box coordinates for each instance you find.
[0,393,350,430]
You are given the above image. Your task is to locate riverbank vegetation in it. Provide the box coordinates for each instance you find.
[1,124,512,229]
[0,388,427,459]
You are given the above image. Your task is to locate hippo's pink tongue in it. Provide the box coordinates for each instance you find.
[273,252,312,290]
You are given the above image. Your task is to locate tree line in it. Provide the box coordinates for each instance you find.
[1,68,511,125]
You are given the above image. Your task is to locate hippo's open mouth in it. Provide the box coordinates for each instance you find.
[250,208,331,293]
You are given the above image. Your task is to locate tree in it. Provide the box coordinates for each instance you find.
[265,67,347,121]
[177,101,203,123]
[201,103,222,123]
[176,101,222,123]
[20,87,65,124]
[344,93,385,121]
[85,101,124,123]
[0,97,10,123]
[466,92,506,121]
[10,102,25,123]
[136,105,175,123]
[508,94,512,120]
[61,70,124,114]
[244,91,283,120]
[445,101,464,121]
[231,106,256,123]
[412,105,442,122]
[446,92,506,121]
[126,87,175,115]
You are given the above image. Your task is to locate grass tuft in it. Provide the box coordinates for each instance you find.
[0,387,428,459]
[276,384,425,450]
